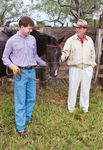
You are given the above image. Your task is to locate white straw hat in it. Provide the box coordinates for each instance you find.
[73,19,88,27]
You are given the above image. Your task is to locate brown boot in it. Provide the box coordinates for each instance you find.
[18,131,26,138]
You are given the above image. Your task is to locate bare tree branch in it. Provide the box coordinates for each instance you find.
[99,0,103,5]
[57,0,75,9]
[40,11,68,26]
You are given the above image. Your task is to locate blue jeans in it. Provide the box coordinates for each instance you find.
[13,68,36,132]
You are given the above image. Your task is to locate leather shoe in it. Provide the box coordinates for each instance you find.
[18,131,26,138]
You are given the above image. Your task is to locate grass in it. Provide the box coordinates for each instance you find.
[0,83,103,150]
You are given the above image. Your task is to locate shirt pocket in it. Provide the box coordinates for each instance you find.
[13,43,24,53]
[27,41,35,50]
[26,41,36,57]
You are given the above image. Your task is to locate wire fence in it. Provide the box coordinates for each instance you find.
[0,63,69,87]
[0,63,98,89]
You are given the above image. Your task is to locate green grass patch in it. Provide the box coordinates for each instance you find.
[0,83,103,150]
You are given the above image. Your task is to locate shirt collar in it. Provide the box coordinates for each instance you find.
[17,31,28,39]
[74,34,88,40]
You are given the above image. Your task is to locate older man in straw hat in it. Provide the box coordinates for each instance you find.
[60,19,96,113]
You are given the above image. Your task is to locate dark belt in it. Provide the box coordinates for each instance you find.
[18,66,36,70]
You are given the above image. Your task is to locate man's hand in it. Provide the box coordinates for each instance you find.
[45,63,49,69]
[59,58,63,64]
[45,63,48,67]
[11,64,21,75]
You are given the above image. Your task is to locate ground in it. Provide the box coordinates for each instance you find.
[0,82,103,150]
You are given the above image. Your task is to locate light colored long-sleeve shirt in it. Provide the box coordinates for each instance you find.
[61,34,96,69]
[2,31,46,68]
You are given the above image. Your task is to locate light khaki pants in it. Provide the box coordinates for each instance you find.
[68,66,93,112]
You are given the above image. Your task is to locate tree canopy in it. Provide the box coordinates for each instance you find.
[0,0,31,26]
[0,0,103,26]
[33,0,103,26]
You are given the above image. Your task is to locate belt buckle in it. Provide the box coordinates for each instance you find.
[26,66,34,69]
[26,66,31,69]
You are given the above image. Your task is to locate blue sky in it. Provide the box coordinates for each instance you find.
[23,0,55,25]
[23,0,47,20]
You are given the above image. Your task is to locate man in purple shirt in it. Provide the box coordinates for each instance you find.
[2,16,46,138]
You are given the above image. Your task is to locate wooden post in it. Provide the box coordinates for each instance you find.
[94,29,103,82]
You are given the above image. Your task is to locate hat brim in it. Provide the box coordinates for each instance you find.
[73,23,88,28]
[73,23,78,27]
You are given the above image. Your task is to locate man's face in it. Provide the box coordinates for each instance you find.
[75,26,87,37]
[20,25,33,36]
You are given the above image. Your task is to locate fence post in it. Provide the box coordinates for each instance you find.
[94,28,103,82]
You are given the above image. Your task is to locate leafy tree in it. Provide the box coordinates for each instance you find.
[33,0,70,26]
[0,0,30,26]
[32,0,103,26]
[58,0,103,20]
[36,21,46,27]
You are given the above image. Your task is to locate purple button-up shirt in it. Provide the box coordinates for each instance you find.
[2,31,46,68]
